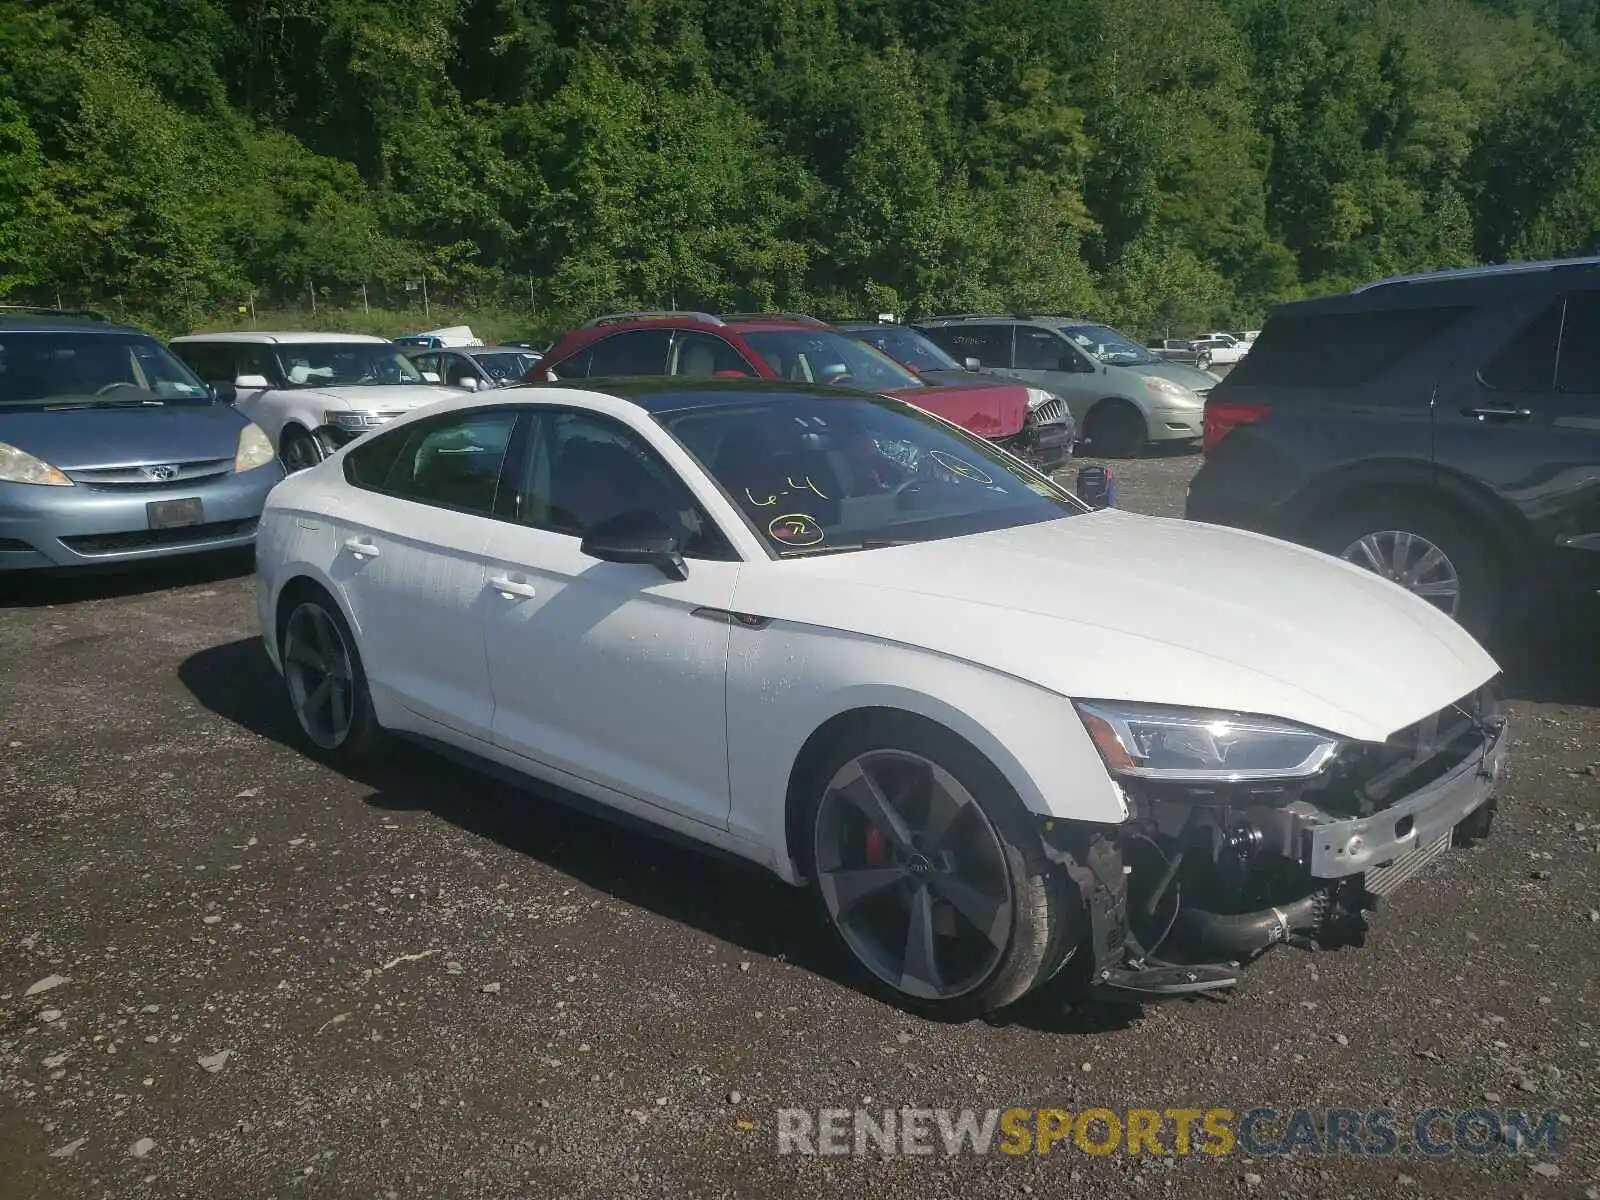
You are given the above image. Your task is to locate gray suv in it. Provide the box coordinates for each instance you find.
[915,315,1217,456]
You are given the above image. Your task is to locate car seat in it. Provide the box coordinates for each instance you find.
[677,341,719,378]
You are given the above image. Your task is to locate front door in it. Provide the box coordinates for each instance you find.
[1433,288,1600,594]
[330,406,524,739]
[1010,326,1102,425]
[482,406,741,828]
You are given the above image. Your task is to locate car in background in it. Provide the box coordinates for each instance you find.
[1186,256,1600,640]
[393,325,485,352]
[405,345,544,393]
[528,311,1075,473]
[0,308,282,571]
[1147,338,1213,371]
[253,378,1507,1017]
[170,332,459,473]
[1191,332,1251,366]
[914,315,1215,457]
[837,319,1077,453]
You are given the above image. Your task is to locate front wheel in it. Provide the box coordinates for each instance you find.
[803,716,1078,1017]
[1084,399,1148,459]
[280,427,327,474]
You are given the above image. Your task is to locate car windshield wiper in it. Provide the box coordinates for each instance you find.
[42,397,166,410]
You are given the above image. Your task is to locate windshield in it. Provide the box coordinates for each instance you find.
[472,351,541,383]
[274,343,426,388]
[0,331,212,406]
[658,393,1087,558]
[842,325,963,373]
[739,330,924,391]
[1058,324,1159,366]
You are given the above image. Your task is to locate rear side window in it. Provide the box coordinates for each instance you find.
[1227,307,1470,389]
[1479,300,1562,393]
[345,410,520,517]
[921,324,1012,369]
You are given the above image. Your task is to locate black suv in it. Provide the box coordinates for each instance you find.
[1186,257,1600,639]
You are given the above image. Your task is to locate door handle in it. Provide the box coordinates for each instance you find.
[489,574,537,599]
[1460,405,1532,422]
[342,537,380,560]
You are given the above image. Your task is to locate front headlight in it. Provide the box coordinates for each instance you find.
[0,442,72,486]
[324,410,382,432]
[1142,376,1197,403]
[235,423,276,472]
[1075,700,1342,781]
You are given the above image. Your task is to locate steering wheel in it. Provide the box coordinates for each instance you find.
[95,382,145,396]
[890,477,929,511]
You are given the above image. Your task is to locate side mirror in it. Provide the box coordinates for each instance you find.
[235,374,271,390]
[964,357,981,371]
[580,509,688,581]
[1076,465,1115,509]
[456,376,479,392]
[420,371,442,384]
[209,380,237,405]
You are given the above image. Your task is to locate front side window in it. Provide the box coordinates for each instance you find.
[471,351,541,383]
[1556,292,1600,394]
[1058,324,1159,366]
[657,393,1087,558]
[344,409,520,516]
[441,354,480,388]
[0,332,213,406]
[739,330,923,390]
[273,342,425,388]
[920,324,1012,369]
[517,409,734,559]
[668,331,755,378]
[1015,327,1081,372]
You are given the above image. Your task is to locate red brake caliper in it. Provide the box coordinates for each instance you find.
[864,825,892,867]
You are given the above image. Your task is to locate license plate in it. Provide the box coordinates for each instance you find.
[147,497,203,529]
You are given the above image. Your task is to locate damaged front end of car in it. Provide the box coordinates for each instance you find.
[1041,686,1508,1002]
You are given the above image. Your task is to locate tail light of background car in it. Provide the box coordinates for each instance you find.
[1202,399,1273,455]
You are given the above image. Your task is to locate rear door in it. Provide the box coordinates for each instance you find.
[1433,288,1600,589]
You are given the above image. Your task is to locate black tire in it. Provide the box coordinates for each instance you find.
[1196,350,1212,372]
[1084,399,1147,459]
[279,427,326,474]
[1307,498,1503,641]
[799,713,1079,1018]
[278,588,386,763]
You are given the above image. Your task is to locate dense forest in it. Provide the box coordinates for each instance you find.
[0,0,1598,335]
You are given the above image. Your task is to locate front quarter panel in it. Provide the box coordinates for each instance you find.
[723,588,1128,882]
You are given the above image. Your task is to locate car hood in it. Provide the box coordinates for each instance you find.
[291,384,460,411]
[912,368,1012,389]
[882,381,1030,438]
[734,511,1499,743]
[1129,361,1220,393]
[0,402,248,471]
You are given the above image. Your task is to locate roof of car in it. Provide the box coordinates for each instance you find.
[169,331,392,345]
[573,311,833,334]
[1271,255,1600,319]
[0,308,144,335]
[544,377,884,415]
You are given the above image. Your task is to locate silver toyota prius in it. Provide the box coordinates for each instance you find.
[0,310,284,572]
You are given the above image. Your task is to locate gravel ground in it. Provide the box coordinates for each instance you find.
[2,448,1596,1200]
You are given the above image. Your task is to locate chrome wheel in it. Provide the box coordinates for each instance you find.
[813,750,1013,1002]
[1340,530,1462,616]
[282,603,355,750]
[281,431,324,474]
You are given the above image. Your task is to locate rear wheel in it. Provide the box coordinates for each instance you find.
[1085,399,1147,459]
[803,716,1078,1017]
[1309,499,1502,640]
[280,594,385,762]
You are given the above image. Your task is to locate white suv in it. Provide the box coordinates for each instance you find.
[169,332,459,472]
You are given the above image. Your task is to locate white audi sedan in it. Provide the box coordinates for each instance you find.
[253,379,1509,1015]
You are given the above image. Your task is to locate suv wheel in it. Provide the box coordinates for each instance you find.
[1084,400,1147,459]
[1311,500,1502,638]
[280,427,326,474]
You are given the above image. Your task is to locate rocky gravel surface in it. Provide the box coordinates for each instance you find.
[1,448,1595,1199]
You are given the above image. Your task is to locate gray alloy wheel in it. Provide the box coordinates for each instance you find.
[280,428,325,474]
[812,749,1014,1002]
[1339,529,1462,617]
[282,601,356,750]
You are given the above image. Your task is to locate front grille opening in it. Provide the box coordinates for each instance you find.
[0,536,34,552]
[1313,687,1496,815]
[60,518,257,555]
